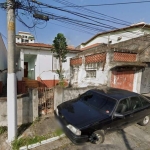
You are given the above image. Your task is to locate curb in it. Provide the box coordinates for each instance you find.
[19,134,65,150]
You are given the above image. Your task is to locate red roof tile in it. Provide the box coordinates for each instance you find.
[16,43,52,48]
[16,43,80,51]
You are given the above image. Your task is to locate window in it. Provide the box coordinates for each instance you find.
[86,63,97,78]
[53,56,59,70]
[86,70,96,78]
[116,98,130,114]
[139,96,150,107]
[80,91,116,114]
[130,97,142,110]
[86,63,97,70]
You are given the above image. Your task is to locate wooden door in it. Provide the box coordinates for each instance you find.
[24,62,28,77]
[111,70,134,91]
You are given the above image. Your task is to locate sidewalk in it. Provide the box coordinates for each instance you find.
[0,114,63,150]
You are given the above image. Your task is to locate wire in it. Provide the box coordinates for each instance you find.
[59,0,150,8]
[52,0,131,25]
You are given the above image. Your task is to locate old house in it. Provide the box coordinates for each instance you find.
[0,33,7,94]
[78,22,150,49]
[16,43,80,93]
[71,34,150,94]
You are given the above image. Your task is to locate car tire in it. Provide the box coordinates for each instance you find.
[138,116,149,126]
[89,130,105,144]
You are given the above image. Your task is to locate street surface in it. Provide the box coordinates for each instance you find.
[33,123,150,150]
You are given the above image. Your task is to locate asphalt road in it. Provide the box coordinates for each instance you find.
[33,123,150,150]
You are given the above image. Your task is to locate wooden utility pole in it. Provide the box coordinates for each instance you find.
[7,0,17,142]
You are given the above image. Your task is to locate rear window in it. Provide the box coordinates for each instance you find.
[80,91,116,114]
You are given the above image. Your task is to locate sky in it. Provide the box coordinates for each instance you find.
[0,0,150,47]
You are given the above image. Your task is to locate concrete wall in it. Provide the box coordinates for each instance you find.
[54,86,105,109]
[0,89,38,126]
[71,51,113,88]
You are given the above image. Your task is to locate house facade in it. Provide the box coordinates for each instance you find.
[78,22,150,49]
[71,24,150,93]
[16,43,80,93]
[16,31,35,43]
[0,34,7,94]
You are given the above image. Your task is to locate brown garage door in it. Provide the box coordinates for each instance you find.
[111,70,134,91]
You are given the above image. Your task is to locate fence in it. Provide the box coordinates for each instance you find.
[38,87,54,115]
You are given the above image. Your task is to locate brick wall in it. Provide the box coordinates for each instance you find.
[85,53,106,64]
[114,52,136,62]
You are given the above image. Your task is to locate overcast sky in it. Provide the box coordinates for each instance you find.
[0,0,150,47]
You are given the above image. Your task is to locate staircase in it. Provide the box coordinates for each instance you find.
[22,77,39,88]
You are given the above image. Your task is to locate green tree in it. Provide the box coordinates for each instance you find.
[52,33,68,85]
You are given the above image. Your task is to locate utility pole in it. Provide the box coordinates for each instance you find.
[7,0,17,142]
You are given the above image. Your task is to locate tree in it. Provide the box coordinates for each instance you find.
[52,33,68,85]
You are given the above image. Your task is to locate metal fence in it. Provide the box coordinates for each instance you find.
[38,87,54,115]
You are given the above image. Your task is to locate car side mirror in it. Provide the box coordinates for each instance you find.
[113,112,124,119]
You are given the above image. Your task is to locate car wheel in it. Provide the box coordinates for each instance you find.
[89,130,105,144]
[138,116,149,126]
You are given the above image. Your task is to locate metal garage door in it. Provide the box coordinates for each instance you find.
[111,70,134,91]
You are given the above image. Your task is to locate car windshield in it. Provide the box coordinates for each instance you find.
[80,91,117,114]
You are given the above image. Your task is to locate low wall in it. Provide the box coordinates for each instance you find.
[0,89,38,126]
[54,86,106,109]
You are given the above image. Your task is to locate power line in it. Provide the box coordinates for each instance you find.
[52,0,131,25]
[31,1,147,37]
[59,0,150,8]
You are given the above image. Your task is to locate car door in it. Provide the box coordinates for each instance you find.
[109,98,133,131]
[128,96,144,124]
[130,96,150,123]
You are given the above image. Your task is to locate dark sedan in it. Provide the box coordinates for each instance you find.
[55,88,150,144]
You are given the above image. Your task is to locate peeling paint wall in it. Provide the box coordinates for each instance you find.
[133,70,142,93]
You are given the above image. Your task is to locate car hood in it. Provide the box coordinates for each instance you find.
[57,99,109,129]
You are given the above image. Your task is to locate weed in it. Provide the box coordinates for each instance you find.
[12,135,47,150]
[0,126,7,135]
[12,128,64,150]
[53,128,63,136]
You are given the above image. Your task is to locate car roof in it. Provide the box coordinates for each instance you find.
[90,87,139,101]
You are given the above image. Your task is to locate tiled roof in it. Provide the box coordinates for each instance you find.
[16,43,80,51]
[16,43,52,48]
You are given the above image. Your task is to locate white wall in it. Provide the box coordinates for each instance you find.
[0,35,7,84]
[62,53,76,80]
[82,28,150,48]
[17,48,77,81]
[36,53,55,80]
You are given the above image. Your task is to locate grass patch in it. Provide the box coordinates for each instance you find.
[12,136,47,150]
[0,126,7,135]
[12,128,64,150]
[53,128,64,137]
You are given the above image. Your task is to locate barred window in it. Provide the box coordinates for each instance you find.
[86,63,97,70]
[86,70,96,78]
